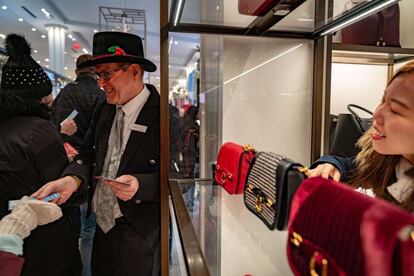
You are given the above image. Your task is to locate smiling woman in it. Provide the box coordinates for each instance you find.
[310,60,414,212]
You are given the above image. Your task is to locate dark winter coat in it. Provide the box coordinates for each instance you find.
[0,91,81,276]
[52,74,105,149]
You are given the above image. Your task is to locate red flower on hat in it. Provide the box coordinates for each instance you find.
[108,45,126,56]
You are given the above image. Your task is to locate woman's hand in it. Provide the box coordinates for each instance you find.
[309,163,341,182]
[31,176,79,205]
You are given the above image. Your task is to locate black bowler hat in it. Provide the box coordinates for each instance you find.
[1,34,52,99]
[78,32,157,72]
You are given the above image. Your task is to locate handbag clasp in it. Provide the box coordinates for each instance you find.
[309,251,328,276]
[298,166,311,177]
[242,144,256,153]
[290,232,303,247]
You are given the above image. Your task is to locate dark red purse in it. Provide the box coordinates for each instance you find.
[341,3,400,47]
[238,0,278,16]
[287,177,414,276]
[215,142,256,194]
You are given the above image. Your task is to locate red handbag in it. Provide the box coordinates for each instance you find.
[287,177,414,276]
[238,0,279,16]
[215,142,256,194]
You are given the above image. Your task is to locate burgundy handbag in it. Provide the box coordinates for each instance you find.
[215,142,256,194]
[287,177,414,276]
[238,0,278,16]
[342,3,400,47]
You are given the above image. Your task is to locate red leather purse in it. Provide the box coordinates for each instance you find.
[287,177,414,276]
[215,142,256,194]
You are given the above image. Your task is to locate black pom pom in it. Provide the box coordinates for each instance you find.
[5,34,31,60]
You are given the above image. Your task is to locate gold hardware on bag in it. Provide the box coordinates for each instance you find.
[242,144,256,153]
[221,173,227,185]
[255,196,265,212]
[298,166,311,177]
[290,232,303,247]
[266,198,273,208]
[309,252,328,276]
[411,230,414,242]
[247,184,253,193]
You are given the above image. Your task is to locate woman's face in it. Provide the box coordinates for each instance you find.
[39,94,53,107]
[372,73,414,163]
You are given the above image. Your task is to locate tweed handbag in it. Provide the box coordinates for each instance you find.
[243,152,308,230]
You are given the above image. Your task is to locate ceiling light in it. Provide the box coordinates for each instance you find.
[45,64,49,68]
[64,51,67,54]
[174,41,178,45]
[0,34,5,39]
[93,29,98,33]
[82,48,88,54]
[31,28,37,31]
[320,0,397,36]
[2,6,7,10]
[168,65,171,69]
[33,49,38,53]
[37,60,41,64]
[216,5,220,10]
[68,34,73,39]
[18,18,23,22]
[45,58,49,62]
[72,38,76,41]
[64,67,68,70]
[40,8,51,18]
[41,34,46,38]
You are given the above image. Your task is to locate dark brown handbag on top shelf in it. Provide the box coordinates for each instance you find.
[243,152,309,230]
[341,2,400,47]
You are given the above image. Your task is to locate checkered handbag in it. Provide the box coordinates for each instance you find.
[243,152,308,230]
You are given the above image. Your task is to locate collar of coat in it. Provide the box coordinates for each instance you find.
[0,91,50,123]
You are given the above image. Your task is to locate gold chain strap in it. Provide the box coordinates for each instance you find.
[242,144,256,153]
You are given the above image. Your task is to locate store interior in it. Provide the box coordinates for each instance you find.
[1,0,414,275]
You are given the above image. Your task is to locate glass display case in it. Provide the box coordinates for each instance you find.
[164,1,414,275]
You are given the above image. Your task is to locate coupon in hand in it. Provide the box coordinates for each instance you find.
[95,176,131,186]
[60,109,78,126]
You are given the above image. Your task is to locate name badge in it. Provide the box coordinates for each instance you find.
[129,123,147,133]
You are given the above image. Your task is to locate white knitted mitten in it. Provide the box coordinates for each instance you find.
[0,196,62,238]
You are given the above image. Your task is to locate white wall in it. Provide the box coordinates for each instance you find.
[330,63,388,115]
[218,36,314,276]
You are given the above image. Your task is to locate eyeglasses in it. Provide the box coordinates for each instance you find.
[95,64,129,81]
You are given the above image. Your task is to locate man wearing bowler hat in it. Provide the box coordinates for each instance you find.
[33,32,161,276]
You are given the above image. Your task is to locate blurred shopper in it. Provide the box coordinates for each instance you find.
[0,197,63,276]
[309,61,414,212]
[51,54,104,276]
[0,34,82,276]
[33,32,161,276]
[52,54,105,150]
[182,106,200,178]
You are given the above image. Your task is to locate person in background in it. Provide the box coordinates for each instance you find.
[33,31,161,276]
[52,54,105,150]
[0,197,63,276]
[309,60,414,212]
[51,53,104,276]
[0,33,83,276]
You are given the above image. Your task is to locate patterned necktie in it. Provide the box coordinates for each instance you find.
[95,106,125,233]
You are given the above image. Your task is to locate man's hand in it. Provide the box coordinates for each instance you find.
[31,176,79,205]
[309,163,341,182]
[104,175,139,201]
[60,119,77,136]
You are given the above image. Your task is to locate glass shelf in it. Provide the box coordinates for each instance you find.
[170,0,397,37]
[332,43,414,64]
